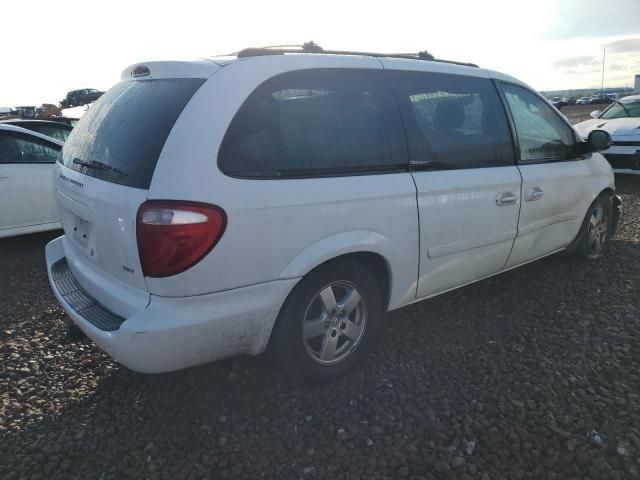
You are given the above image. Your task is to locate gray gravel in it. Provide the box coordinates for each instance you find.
[1,176,639,480]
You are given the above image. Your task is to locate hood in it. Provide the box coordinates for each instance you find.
[575,117,640,140]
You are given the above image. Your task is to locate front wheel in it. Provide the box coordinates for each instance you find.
[271,260,383,383]
[575,194,613,260]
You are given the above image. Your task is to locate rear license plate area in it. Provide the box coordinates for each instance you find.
[72,216,91,248]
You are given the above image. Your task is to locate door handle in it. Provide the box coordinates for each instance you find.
[495,191,518,206]
[525,186,544,202]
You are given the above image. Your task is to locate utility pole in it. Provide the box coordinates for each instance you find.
[601,48,606,95]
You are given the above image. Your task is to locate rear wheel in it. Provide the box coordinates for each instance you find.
[272,260,383,383]
[575,194,612,260]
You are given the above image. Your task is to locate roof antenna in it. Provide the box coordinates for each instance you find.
[302,41,323,53]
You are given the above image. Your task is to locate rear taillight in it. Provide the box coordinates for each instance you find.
[136,201,226,277]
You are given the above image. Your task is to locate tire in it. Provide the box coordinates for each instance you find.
[271,259,383,383]
[574,193,613,260]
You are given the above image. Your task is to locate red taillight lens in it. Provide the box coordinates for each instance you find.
[136,201,226,277]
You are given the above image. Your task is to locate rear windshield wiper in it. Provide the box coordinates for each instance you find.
[73,158,127,177]
[410,160,460,171]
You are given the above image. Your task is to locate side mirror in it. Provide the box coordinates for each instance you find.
[587,129,612,151]
[590,110,601,118]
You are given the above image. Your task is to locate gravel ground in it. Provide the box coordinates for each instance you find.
[1,177,639,480]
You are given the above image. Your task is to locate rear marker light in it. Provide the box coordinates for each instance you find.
[131,65,150,77]
[137,201,226,278]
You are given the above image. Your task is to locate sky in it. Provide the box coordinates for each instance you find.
[1,0,639,106]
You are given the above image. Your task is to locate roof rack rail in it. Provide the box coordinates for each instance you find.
[233,41,479,68]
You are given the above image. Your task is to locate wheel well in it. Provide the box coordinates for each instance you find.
[342,252,391,310]
[567,186,618,253]
[601,187,614,197]
[302,252,391,310]
[581,187,615,222]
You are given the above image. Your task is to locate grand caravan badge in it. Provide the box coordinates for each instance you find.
[59,174,84,189]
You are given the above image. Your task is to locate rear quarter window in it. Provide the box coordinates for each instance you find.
[218,69,407,178]
[60,78,204,189]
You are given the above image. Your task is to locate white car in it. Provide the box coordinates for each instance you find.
[1,119,73,142]
[0,124,63,238]
[46,45,621,382]
[576,97,591,105]
[575,94,640,174]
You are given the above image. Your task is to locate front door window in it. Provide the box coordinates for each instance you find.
[501,83,575,162]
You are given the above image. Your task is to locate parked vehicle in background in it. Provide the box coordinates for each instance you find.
[46,47,620,382]
[1,119,73,142]
[60,88,104,108]
[14,106,37,118]
[589,96,612,105]
[606,93,620,102]
[576,96,591,105]
[0,107,12,117]
[550,96,567,109]
[49,116,80,127]
[0,124,63,238]
[41,103,62,117]
[575,93,640,174]
[565,97,576,105]
[59,105,89,123]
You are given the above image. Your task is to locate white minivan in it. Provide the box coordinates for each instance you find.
[46,45,621,382]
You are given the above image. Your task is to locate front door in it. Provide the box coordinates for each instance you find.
[498,82,594,268]
[384,65,521,299]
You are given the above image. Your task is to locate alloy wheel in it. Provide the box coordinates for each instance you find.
[587,203,608,256]
[301,281,367,365]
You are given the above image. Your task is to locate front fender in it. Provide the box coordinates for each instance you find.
[567,155,616,251]
[583,153,616,212]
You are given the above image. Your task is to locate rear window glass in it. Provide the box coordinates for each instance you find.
[60,78,204,189]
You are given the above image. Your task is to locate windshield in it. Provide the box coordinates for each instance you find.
[599,99,640,119]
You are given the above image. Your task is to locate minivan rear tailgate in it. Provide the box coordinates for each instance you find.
[55,164,149,317]
[51,72,209,316]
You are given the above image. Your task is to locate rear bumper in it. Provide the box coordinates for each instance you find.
[46,235,298,373]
